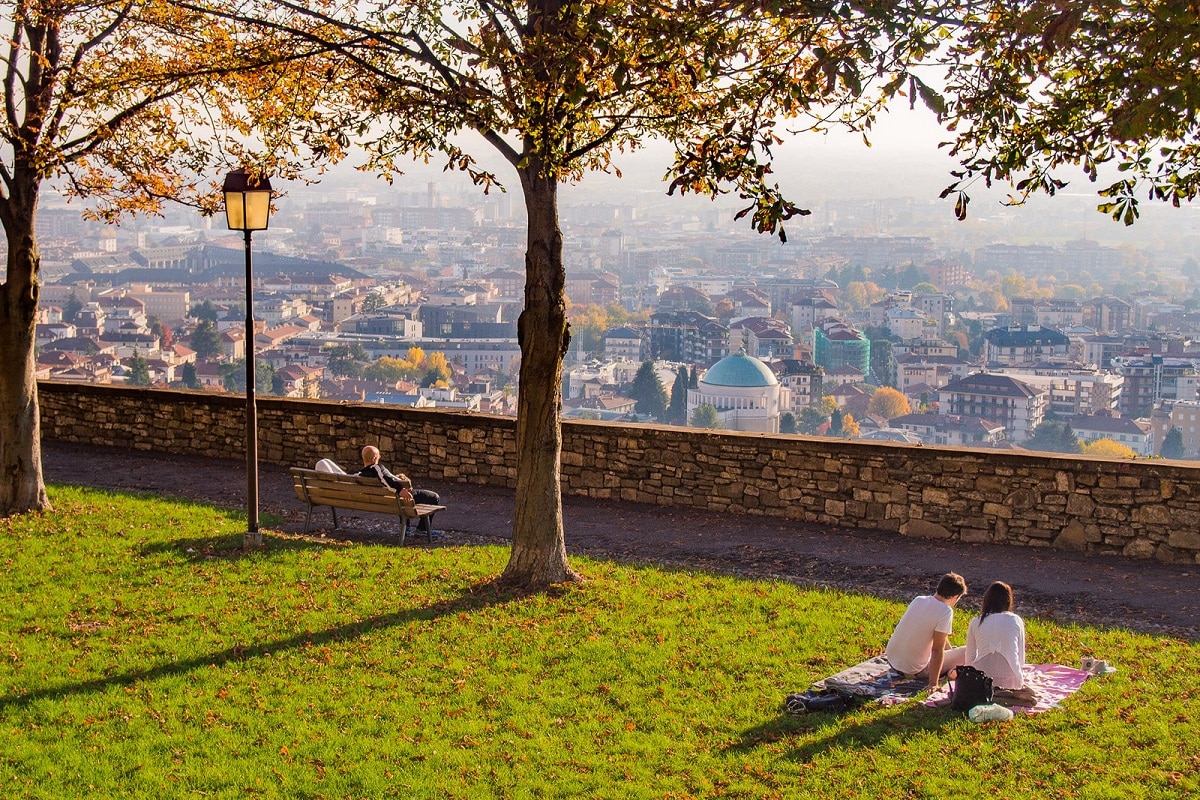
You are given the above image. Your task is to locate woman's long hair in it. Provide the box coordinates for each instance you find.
[979,581,1013,624]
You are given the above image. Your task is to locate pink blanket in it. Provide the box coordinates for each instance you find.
[923,664,1092,714]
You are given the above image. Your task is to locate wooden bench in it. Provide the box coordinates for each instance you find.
[290,468,446,545]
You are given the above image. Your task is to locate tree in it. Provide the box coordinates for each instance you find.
[779,412,796,434]
[629,361,668,420]
[830,408,844,437]
[1081,439,1136,459]
[127,352,151,387]
[148,316,173,349]
[1162,427,1186,460]
[935,2,1200,225]
[323,343,368,378]
[867,388,912,421]
[667,367,690,426]
[188,320,222,361]
[690,404,722,430]
[63,293,83,323]
[0,0,294,515]
[180,362,199,390]
[190,300,221,323]
[1025,421,1081,455]
[797,406,829,435]
[840,413,861,438]
[222,360,275,394]
[190,0,951,589]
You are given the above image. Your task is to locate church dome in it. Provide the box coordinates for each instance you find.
[701,352,778,388]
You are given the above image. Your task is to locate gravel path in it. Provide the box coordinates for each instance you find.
[43,441,1200,641]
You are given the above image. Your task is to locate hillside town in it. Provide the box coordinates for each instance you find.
[31,176,1200,460]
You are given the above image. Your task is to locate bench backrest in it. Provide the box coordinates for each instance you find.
[291,467,415,517]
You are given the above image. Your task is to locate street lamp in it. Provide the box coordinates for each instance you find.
[223,168,273,548]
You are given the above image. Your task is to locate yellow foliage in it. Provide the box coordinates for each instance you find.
[1081,439,1137,458]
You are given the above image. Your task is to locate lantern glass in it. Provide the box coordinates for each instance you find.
[222,169,273,231]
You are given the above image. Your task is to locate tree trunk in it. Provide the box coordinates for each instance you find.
[0,192,51,516]
[498,163,579,590]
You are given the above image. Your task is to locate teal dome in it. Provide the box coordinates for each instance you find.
[701,352,777,388]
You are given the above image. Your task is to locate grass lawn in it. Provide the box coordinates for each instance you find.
[1,486,1196,799]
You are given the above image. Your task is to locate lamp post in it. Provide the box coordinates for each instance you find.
[223,168,273,548]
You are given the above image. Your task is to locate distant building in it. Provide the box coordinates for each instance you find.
[937,372,1047,442]
[1150,400,1200,457]
[688,351,788,433]
[603,326,645,362]
[812,319,870,376]
[1067,412,1153,456]
[983,325,1071,366]
[1112,355,1200,418]
[773,359,824,413]
[891,412,1007,447]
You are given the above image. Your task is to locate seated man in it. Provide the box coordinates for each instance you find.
[885,572,969,691]
[355,445,442,533]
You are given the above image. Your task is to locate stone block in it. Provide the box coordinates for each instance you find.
[1053,520,1088,552]
[901,519,952,539]
[982,501,1012,520]
[1168,530,1200,551]
[1122,538,1157,559]
[1065,493,1094,516]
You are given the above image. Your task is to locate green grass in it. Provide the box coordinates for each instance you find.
[1,486,1196,799]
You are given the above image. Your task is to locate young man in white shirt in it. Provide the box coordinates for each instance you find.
[885,572,969,690]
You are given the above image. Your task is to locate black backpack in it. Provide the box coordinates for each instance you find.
[950,665,994,713]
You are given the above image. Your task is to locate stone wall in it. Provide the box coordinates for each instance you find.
[38,382,1200,564]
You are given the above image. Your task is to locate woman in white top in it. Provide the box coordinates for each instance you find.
[965,581,1027,690]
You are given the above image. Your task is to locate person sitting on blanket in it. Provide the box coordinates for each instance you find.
[885,572,969,691]
[356,445,441,533]
[966,581,1036,704]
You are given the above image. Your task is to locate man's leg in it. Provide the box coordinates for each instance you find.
[413,489,440,531]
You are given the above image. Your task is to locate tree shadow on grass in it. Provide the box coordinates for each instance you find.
[0,578,525,713]
[729,702,956,762]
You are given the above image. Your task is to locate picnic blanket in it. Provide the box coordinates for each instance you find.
[810,655,928,706]
[923,663,1091,714]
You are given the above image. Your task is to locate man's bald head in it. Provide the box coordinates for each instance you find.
[361,445,380,466]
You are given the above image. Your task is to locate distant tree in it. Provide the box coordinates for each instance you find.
[190,300,220,323]
[713,299,736,325]
[865,333,897,387]
[841,413,860,437]
[830,408,844,437]
[1025,420,1081,454]
[629,361,668,419]
[688,369,699,390]
[127,352,151,386]
[188,320,222,360]
[63,294,83,323]
[421,367,447,388]
[780,412,796,434]
[180,362,199,390]
[898,263,932,290]
[1162,427,1186,459]
[363,356,409,383]
[425,352,452,385]
[797,406,829,435]
[150,317,173,349]
[867,387,912,420]
[690,404,722,430]
[324,343,368,378]
[1081,439,1137,459]
[667,368,690,426]
[222,360,274,394]
[911,281,939,295]
[361,292,386,313]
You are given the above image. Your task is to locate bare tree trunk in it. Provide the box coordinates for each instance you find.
[498,163,579,590]
[0,192,50,516]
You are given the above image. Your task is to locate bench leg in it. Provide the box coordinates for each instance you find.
[331,507,339,530]
[304,503,314,533]
[398,517,407,546]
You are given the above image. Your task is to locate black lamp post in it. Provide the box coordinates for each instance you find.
[223,168,273,548]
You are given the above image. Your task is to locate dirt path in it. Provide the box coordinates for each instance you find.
[43,441,1200,640]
